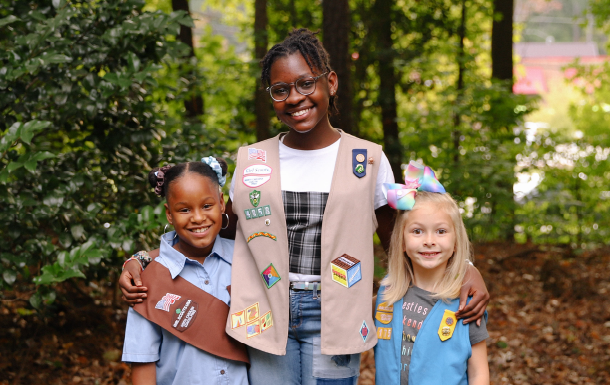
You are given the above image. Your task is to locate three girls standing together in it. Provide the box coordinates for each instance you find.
[120,28,491,385]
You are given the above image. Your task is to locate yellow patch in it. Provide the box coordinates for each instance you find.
[376,301,394,313]
[437,310,458,341]
[375,311,393,324]
[377,327,392,340]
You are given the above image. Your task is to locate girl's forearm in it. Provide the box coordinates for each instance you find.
[132,362,156,385]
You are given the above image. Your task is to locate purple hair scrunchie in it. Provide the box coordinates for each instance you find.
[154,165,173,196]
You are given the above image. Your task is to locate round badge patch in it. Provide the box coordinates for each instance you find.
[356,153,365,163]
[445,317,454,326]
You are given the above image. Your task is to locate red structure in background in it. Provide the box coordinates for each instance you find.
[513,42,607,95]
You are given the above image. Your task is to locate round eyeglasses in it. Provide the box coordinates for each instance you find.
[266,72,328,102]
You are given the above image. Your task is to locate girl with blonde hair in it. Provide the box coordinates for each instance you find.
[374,161,489,385]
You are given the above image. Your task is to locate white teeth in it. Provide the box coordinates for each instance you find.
[291,108,310,117]
[192,227,210,233]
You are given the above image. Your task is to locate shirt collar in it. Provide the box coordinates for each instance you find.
[159,232,232,279]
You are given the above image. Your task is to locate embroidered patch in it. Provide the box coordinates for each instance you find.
[248,148,267,162]
[352,149,367,178]
[261,310,273,332]
[249,190,260,207]
[360,320,369,342]
[172,299,198,332]
[247,232,277,243]
[243,175,271,188]
[261,263,281,289]
[245,302,260,323]
[377,327,392,340]
[376,301,394,313]
[231,310,246,329]
[331,254,362,288]
[246,319,261,338]
[438,309,458,341]
[368,157,374,165]
[375,312,393,324]
[244,165,272,175]
[155,293,181,312]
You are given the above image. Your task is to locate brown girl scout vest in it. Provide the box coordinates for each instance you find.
[134,260,249,364]
[226,132,382,355]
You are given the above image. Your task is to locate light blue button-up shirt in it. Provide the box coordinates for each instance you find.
[122,232,248,385]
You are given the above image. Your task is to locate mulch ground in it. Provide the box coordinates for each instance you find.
[1,242,609,384]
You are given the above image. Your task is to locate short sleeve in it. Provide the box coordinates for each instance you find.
[122,308,162,363]
[229,175,236,202]
[374,152,396,210]
[468,314,489,346]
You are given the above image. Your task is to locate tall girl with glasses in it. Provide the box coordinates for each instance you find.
[120,28,489,385]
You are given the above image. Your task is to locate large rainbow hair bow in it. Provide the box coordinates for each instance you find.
[385,160,446,210]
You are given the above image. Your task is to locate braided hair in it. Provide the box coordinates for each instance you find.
[148,159,228,198]
[260,28,338,115]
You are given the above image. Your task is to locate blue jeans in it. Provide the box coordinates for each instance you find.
[248,289,360,385]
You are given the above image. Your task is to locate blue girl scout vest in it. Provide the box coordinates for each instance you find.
[374,285,485,385]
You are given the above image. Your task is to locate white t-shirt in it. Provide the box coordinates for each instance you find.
[230,136,395,281]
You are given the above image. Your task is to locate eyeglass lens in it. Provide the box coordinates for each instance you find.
[270,77,317,101]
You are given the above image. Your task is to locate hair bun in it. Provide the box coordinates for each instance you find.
[148,165,172,197]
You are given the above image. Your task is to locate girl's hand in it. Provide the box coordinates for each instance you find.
[456,264,489,324]
[119,249,159,306]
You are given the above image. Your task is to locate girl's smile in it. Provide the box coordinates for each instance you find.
[269,53,337,139]
[165,172,225,262]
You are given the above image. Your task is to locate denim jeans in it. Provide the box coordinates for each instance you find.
[247,288,360,385]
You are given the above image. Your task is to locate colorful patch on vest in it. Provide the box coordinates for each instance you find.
[243,165,272,188]
[245,302,260,323]
[376,301,394,313]
[261,263,281,289]
[171,299,198,332]
[155,293,181,312]
[248,148,267,162]
[246,319,261,339]
[360,320,369,342]
[244,164,272,175]
[261,310,273,332]
[375,311,393,324]
[243,175,271,188]
[247,231,277,243]
[231,310,246,329]
[352,149,367,178]
[331,254,362,288]
[438,309,457,341]
[377,327,392,340]
[249,190,260,207]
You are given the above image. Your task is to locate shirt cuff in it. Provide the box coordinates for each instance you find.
[122,352,159,363]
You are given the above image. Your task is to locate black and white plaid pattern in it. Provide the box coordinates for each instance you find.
[282,191,329,275]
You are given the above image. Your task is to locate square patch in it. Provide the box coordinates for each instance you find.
[261,263,281,289]
[231,310,246,329]
[246,302,260,323]
[261,310,273,332]
[246,319,261,339]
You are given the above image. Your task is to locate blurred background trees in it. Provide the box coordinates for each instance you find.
[1,0,609,309]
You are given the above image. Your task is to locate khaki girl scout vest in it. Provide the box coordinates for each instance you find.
[225,132,382,355]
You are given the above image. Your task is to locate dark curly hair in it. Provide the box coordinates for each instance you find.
[260,28,338,115]
[148,159,228,198]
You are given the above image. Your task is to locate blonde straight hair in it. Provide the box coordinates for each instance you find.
[381,192,472,305]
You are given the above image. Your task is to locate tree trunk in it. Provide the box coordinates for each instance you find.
[491,0,515,240]
[491,0,513,83]
[453,0,466,167]
[322,0,354,135]
[372,0,401,181]
[171,0,203,117]
[254,0,270,141]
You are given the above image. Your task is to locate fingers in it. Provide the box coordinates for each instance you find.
[118,261,147,305]
[456,291,489,324]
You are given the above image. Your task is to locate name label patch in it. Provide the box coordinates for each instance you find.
[172,299,198,332]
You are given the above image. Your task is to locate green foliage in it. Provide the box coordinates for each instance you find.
[0,0,193,302]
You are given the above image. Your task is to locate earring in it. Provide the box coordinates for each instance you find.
[164,224,170,233]
[222,213,230,230]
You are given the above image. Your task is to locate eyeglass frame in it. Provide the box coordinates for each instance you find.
[265,72,329,102]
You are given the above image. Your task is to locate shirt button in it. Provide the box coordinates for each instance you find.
[204,280,210,285]
[220,370,225,375]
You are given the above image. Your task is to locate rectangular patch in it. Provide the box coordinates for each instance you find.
[155,293,181,312]
[377,327,392,340]
[248,148,266,162]
[246,319,261,338]
[352,149,367,178]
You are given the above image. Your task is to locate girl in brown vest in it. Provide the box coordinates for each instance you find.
[120,29,489,385]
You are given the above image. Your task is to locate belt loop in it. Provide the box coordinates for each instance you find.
[312,283,319,299]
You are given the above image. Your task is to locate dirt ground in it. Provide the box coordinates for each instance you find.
[1,242,609,384]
